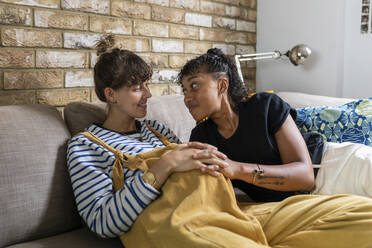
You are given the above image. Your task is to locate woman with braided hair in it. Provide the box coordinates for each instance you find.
[178,48,317,202]
[176,47,372,247]
[179,47,372,201]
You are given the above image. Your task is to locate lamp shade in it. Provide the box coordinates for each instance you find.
[286,44,312,66]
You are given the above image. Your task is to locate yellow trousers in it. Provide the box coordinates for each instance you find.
[82,129,372,248]
[240,194,372,248]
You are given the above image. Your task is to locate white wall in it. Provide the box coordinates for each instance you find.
[257,0,360,97]
[343,1,372,98]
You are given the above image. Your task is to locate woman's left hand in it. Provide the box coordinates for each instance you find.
[201,157,242,180]
[186,141,227,161]
[192,149,242,179]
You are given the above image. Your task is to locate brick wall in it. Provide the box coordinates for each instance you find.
[0,0,256,107]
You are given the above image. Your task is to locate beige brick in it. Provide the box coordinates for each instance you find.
[225,5,239,18]
[148,83,169,96]
[200,28,225,42]
[0,90,35,105]
[169,25,199,39]
[111,0,151,20]
[2,28,62,48]
[0,4,32,26]
[239,0,256,9]
[134,0,169,7]
[37,88,89,106]
[241,66,255,80]
[36,51,88,68]
[90,16,131,35]
[62,0,109,14]
[115,37,151,52]
[200,1,225,16]
[4,70,63,89]
[152,69,178,83]
[236,44,255,54]
[133,21,168,37]
[0,72,3,89]
[90,52,98,68]
[246,33,256,44]
[225,31,255,45]
[185,12,212,27]
[91,88,104,103]
[169,54,195,68]
[168,83,182,95]
[0,49,33,68]
[212,17,235,29]
[237,20,256,32]
[152,39,183,53]
[213,0,240,5]
[0,0,59,8]
[65,70,94,87]
[184,41,211,54]
[170,0,199,10]
[246,9,256,21]
[212,43,235,55]
[35,9,88,30]
[138,53,168,68]
[64,32,103,49]
[226,5,255,20]
[240,60,256,69]
[152,6,184,24]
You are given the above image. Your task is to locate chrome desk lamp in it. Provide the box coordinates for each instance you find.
[234,44,312,82]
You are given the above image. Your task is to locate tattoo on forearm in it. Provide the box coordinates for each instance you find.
[257,175,285,185]
[257,181,284,185]
[258,175,285,180]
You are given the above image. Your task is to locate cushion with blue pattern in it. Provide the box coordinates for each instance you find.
[295,98,372,146]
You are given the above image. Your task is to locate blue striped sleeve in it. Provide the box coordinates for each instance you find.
[66,135,161,238]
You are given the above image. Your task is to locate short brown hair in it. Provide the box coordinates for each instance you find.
[94,35,152,102]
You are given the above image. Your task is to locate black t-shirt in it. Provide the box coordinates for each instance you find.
[190,92,321,202]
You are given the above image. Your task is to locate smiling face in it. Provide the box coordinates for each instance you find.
[107,80,152,119]
[182,72,224,122]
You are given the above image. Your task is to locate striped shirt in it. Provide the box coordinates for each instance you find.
[66,119,180,238]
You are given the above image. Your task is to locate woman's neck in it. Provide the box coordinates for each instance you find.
[102,108,137,133]
[211,99,239,139]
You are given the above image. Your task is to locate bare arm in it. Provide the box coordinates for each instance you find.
[199,115,315,192]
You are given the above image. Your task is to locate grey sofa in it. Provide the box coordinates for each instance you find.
[0,92,354,247]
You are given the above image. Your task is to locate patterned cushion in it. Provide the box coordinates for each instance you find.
[295,98,372,146]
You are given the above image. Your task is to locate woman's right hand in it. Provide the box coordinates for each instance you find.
[161,143,225,173]
[149,144,228,187]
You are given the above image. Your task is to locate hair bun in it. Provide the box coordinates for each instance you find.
[95,35,115,56]
[207,48,225,57]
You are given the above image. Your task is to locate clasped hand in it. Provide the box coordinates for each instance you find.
[187,142,241,179]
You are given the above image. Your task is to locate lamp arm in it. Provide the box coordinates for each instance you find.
[234,51,282,82]
[236,51,281,60]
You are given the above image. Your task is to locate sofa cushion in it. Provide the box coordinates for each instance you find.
[64,101,106,137]
[295,99,372,146]
[144,95,195,142]
[6,228,122,248]
[276,91,355,108]
[64,95,195,142]
[0,104,81,247]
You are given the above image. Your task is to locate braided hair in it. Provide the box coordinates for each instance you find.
[177,48,248,112]
[94,35,152,102]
